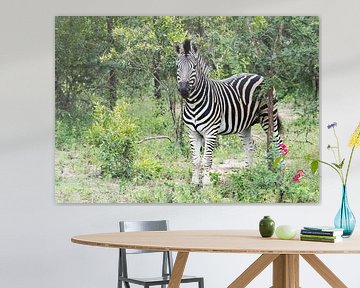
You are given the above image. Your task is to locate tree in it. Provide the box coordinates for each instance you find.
[106,16,118,109]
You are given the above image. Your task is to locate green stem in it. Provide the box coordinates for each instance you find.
[345,129,360,185]
[317,159,345,184]
[344,145,355,186]
[330,147,339,164]
[333,128,342,162]
[332,128,345,181]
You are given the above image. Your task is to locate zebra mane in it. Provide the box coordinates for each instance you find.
[183,39,191,56]
[177,39,215,76]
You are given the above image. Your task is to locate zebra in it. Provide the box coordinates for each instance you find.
[175,39,284,186]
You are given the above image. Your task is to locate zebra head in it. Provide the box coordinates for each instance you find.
[175,39,200,99]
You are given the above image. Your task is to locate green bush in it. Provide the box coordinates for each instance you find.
[55,116,86,150]
[229,165,279,202]
[134,155,163,180]
[87,101,137,178]
[56,118,77,150]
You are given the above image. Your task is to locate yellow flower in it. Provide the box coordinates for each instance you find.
[349,122,360,148]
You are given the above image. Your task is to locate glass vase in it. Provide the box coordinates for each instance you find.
[334,185,356,237]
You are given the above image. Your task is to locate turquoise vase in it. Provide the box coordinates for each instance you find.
[334,185,356,237]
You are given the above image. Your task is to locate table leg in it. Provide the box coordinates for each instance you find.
[228,253,348,288]
[168,251,189,288]
[272,254,299,288]
[228,254,279,288]
[301,254,347,288]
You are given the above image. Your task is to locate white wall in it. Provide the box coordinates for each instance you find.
[1,0,360,287]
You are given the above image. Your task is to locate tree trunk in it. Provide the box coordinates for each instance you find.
[106,16,117,109]
[176,99,185,146]
[265,22,283,165]
[273,22,284,55]
[245,17,261,57]
[266,88,274,155]
[313,72,319,99]
[169,92,185,146]
[55,77,72,113]
[108,69,117,108]
[153,50,161,99]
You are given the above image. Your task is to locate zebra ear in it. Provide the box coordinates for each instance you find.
[174,43,181,54]
[183,39,191,55]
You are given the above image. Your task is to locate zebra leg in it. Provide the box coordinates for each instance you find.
[259,106,285,162]
[202,134,217,186]
[239,127,255,167]
[189,130,203,185]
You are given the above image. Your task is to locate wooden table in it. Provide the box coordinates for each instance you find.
[71,230,360,288]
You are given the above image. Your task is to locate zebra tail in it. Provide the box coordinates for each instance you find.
[277,115,284,135]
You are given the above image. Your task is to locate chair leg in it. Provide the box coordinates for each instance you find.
[120,279,131,288]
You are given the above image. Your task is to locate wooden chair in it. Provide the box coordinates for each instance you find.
[118,220,204,288]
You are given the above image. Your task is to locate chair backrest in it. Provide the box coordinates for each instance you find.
[118,220,174,282]
[119,220,169,254]
[120,220,168,232]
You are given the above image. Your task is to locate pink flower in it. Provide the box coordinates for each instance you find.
[279,143,289,156]
[293,169,305,183]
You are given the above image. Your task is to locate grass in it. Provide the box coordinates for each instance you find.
[55,97,320,204]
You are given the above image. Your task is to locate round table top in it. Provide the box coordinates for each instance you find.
[71,230,360,254]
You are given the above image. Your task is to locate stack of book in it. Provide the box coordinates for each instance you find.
[300,226,344,243]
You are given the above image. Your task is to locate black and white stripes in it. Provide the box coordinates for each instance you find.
[175,39,283,185]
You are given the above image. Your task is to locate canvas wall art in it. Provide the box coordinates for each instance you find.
[55,16,319,204]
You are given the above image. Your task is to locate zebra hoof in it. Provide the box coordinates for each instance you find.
[191,175,201,186]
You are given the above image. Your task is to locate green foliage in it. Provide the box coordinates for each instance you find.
[209,172,221,186]
[311,160,319,175]
[55,110,94,150]
[228,165,280,202]
[134,152,163,180]
[210,163,319,203]
[86,101,137,178]
[55,17,111,113]
[127,96,171,136]
[55,118,81,150]
[55,16,319,119]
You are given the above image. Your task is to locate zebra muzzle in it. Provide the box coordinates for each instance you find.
[178,82,190,98]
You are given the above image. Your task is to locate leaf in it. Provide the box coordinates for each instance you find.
[311,160,319,175]
[332,162,340,169]
[332,161,344,169]
[272,156,282,169]
[339,158,345,169]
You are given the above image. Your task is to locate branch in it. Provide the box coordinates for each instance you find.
[137,136,172,144]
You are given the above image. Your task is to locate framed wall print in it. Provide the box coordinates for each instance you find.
[55,16,319,204]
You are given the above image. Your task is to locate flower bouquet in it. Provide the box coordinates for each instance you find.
[310,122,360,237]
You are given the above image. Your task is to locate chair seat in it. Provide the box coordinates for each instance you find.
[119,274,203,286]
